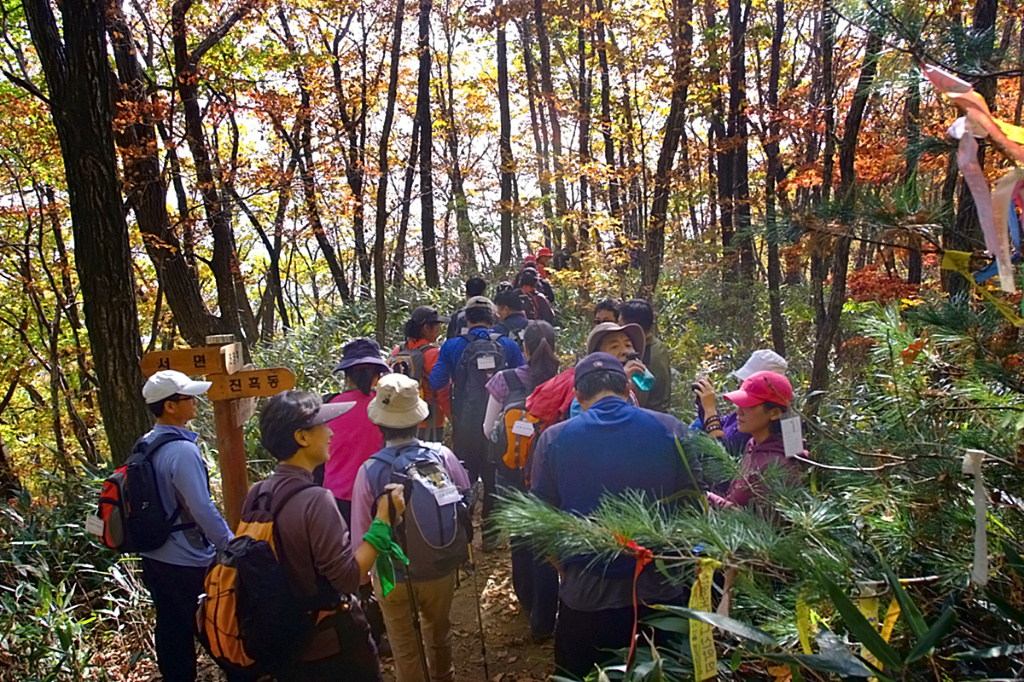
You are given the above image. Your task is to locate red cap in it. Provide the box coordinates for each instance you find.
[723,371,793,408]
[525,255,537,264]
[538,247,553,258]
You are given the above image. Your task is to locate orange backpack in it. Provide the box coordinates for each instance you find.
[197,479,326,675]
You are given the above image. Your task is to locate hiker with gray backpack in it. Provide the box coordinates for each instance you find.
[481,320,562,641]
[351,374,473,682]
[390,306,450,442]
[428,295,524,551]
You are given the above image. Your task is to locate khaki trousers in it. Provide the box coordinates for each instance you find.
[373,572,456,682]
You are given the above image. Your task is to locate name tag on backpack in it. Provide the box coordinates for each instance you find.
[432,483,462,506]
[511,419,535,437]
[477,355,496,370]
[85,514,105,537]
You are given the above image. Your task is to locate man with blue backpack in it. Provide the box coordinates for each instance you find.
[351,374,472,682]
[428,295,524,551]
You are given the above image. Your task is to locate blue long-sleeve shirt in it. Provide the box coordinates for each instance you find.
[429,326,525,391]
[529,396,704,611]
[140,424,234,567]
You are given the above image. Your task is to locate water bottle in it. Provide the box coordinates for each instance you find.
[626,352,656,392]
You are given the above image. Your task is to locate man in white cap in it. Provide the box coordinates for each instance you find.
[692,349,789,456]
[139,370,234,682]
[352,374,471,682]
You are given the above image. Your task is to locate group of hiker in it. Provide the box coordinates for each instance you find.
[96,254,803,682]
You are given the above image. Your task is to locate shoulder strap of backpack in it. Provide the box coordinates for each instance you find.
[267,478,320,520]
[504,369,524,397]
[138,431,195,531]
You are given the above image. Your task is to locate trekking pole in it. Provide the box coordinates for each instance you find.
[467,544,490,679]
[394,485,432,682]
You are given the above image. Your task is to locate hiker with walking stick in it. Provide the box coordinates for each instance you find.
[351,374,472,682]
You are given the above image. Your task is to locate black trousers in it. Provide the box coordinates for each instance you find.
[140,556,207,682]
[555,601,673,679]
[452,426,496,526]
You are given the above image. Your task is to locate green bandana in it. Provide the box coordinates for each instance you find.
[363,518,410,596]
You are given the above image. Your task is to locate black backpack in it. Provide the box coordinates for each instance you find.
[94,433,195,553]
[451,332,506,429]
[367,444,470,581]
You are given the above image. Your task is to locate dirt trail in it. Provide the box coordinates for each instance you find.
[379,538,554,682]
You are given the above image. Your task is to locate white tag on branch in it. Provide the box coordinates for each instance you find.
[476,355,496,370]
[85,514,105,537]
[511,419,535,437]
[963,449,990,587]
[781,416,803,458]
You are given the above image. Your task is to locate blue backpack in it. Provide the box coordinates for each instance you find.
[367,444,470,581]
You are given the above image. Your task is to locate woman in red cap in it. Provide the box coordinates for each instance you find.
[706,371,803,508]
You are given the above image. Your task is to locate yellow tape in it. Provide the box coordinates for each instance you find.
[941,251,1024,326]
[880,599,901,643]
[689,558,720,681]
[857,593,880,671]
[796,592,813,655]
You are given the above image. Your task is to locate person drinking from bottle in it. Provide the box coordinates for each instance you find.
[618,299,673,412]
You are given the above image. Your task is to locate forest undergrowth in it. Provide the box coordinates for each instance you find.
[4,256,1024,681]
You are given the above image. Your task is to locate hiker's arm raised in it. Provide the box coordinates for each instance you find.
[353,486,406,575]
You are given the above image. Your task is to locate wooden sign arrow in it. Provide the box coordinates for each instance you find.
[206,367,296,401]
[141,342,243,377]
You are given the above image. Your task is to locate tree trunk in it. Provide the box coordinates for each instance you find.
[392,119,421,287]
[108,2,221,347]
[438,26,477,273]
[329,30,372,292]
[171,0,255,346]
[520,19,556,232]
[820,0,835,204]
[766,0,787,356]
[577,6,591,248]
[595,0,621,223]
[497,0,515,266]
[704,0,732,265]
[416,0,439,286]
[904,71,923,285]
[728,0,754,279]
[807,32,881,415]
[640,0,691,294]
[535,0,571,248]
[945,0,996,296]
[22,0,152,465]
[375,0,408,341]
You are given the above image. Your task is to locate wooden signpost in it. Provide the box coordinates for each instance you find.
[141,335,295,529]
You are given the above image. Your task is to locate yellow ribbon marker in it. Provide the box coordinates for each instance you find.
[941,251,1024,326]
[689,558,721,681]
[795,591,813,655]
[880,599,901,643]
[856,583,881,671]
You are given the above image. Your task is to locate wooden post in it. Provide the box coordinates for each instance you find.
[206,335,247,530]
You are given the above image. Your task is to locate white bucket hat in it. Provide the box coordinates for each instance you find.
[732,349,788,382]
[367,374,430,429]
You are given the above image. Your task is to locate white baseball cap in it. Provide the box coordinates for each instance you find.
[143,370,212,404]
[732,350,788,382]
